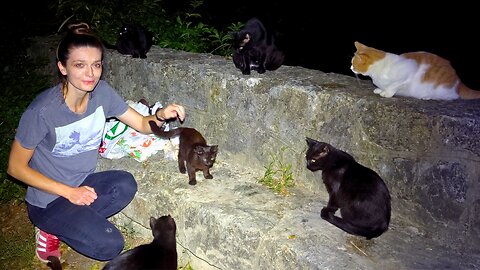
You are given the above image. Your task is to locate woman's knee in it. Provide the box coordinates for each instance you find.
[115,170,137,197]
[94,230,125,261]
[118,171,137,192]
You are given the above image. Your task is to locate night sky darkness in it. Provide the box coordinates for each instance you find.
[197,1,480,89]
[6,1,479,89]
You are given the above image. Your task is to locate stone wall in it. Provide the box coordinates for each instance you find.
[101,47,480,252]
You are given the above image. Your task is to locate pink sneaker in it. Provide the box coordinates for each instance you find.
[35,227,60,262]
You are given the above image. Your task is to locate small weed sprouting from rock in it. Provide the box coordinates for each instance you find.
[178,261,195,270]
[258,147,295,196]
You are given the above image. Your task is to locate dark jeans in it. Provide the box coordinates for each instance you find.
[27,170,137,261]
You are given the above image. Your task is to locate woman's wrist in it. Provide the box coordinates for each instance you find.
[155,107,165,121]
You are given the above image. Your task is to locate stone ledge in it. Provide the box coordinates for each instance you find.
[99,152,479,269]
[100,46,480,258]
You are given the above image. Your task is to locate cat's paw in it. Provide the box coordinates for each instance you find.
[373,88,383,94]
[320,207,332,219]
[380,91,395,98]
[188,179,197,185]
[205,174,213,179]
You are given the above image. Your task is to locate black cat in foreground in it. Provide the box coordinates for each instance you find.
[232,17,284,75]
[105,23,153,58]
[305,137,391,239]
[102,215,178,270]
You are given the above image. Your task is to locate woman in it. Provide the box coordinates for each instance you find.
[7,22,185,262]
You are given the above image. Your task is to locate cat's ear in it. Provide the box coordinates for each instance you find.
[306,137,317,146]
[211,145,219,153]
[354,41,366,50]
[149,216,157,230]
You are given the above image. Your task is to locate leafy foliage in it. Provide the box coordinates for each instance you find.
[0,43,50,202]
[48,0,241,57]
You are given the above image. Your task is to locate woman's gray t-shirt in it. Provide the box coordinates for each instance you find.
[15,80,129,208]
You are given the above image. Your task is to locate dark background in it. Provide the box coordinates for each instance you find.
[5,1,479,89]
[196,1,480,89]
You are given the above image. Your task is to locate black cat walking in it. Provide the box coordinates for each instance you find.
[232,17,284,75]
[305,137,391,239]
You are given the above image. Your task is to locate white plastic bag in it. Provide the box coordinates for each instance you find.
[99,100,178,162]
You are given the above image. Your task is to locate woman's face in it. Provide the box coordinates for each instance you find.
[58,46,103,93]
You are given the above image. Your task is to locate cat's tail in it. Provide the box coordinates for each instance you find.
[458,83,480,99]
[47,256,62,270]
[324,215,389,240]
[148,121,182,138]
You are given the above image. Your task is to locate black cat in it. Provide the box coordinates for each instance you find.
[102,215,178,270]
[105,23,153,59]
[232,17,284,75]
[305,137,391,240]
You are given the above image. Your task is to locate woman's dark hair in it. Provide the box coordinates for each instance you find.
[56,22,105,98]
[56,22,105,66]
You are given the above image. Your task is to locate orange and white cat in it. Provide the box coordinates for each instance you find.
[350,41,480,100]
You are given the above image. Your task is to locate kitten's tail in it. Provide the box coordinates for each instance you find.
[148,120,182,138]
[458,83,480,99]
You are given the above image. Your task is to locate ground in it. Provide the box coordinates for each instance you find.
[0,200,149,270]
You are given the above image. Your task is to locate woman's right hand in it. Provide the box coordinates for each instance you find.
[67,186,97,206]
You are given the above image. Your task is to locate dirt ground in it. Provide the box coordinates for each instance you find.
[0,200,149,270]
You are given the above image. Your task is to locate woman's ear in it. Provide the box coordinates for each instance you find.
[57,61,67,75]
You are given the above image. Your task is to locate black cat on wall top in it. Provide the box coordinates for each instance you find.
[105,23,153,59]
[232,17,284,75]
[305,137,391,240]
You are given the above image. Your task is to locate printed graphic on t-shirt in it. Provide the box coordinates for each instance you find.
[52,107,105,157]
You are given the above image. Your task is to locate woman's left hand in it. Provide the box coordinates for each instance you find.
[157,103,186,122]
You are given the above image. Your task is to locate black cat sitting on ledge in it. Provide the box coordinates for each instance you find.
[305,137,391,240]
[105,23,153,59]
[232,17,284,75]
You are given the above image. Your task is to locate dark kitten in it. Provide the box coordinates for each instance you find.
[305,137,391,240]
[103,215,178,270]
[149,121,218,185]
[108,23,153,59]
[232,17,284,75]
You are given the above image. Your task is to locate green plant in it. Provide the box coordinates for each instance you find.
[178,261,195,270]
[0,50,50,203]
[258,147,295,196]
[48,0,239,57]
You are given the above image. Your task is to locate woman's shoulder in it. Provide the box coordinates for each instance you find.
[27,84,63,111]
